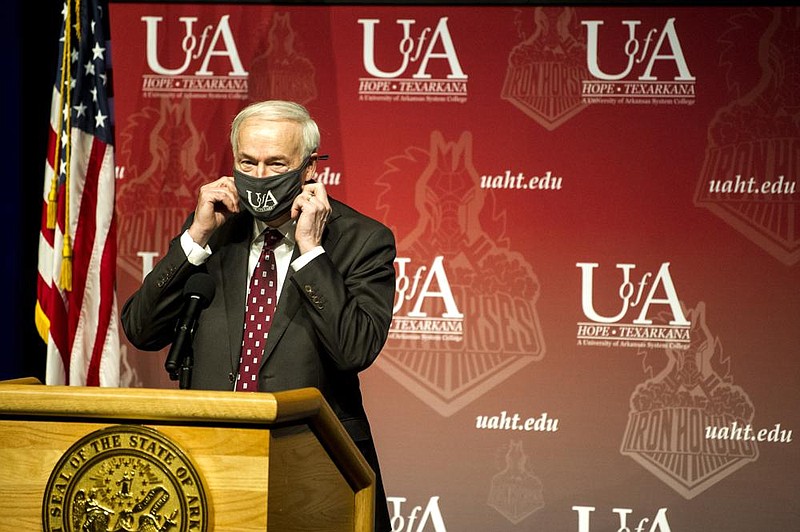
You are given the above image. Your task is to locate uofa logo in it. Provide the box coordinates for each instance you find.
[359,17,466,79]
[142,14,247,76]
[580,17,696,106]
[576,262,691,350]
[582,18,695,81]
[357,17,468,103]
[394,256,463,319]
[139,14,248,99]
[578,262,688,326]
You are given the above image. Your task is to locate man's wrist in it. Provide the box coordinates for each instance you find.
[180,230,212,265]
[291,246,325,271]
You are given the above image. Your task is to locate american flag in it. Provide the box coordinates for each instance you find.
[35,0,120,386]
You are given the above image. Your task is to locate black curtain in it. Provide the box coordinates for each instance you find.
[2,1,59,381]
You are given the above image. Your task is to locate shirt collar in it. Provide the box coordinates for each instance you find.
[252,217,296,247]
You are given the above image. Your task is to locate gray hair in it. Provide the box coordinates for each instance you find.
[230,100,320,158]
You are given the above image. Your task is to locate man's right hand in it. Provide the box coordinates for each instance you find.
[187,176,239,247]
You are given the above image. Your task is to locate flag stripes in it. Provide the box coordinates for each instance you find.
[36,0,120,387]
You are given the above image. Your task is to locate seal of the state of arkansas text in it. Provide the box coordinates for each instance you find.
[42,424,209,531]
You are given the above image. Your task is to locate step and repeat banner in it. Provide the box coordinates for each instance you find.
[109,3,798,530]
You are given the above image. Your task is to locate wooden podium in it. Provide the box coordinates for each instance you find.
[0,378,375,531]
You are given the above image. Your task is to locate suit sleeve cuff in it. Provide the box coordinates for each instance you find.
[291,246,325,271]
[180,230,212,266]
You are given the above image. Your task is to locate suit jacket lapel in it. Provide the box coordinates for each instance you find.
[215,214,251,370]
[262,202,344,361]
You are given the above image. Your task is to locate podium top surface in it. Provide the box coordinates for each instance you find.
[0,378,328,426]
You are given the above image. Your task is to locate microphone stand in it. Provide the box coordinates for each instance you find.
[178,347,195,390]
[164,272,216,388]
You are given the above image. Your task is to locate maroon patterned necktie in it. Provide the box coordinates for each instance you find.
[236,229,283,392]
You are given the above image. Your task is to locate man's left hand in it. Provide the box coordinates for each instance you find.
[292,181,331,254]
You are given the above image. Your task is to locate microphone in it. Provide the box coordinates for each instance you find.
[165,272,216,380]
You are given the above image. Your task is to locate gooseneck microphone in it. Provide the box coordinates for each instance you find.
[165,272,216,386]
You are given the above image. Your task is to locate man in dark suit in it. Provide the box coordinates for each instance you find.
[121,100,395,532]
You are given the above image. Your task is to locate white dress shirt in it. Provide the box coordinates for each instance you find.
[180,219,324,300]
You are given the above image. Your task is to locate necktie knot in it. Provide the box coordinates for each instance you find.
[262,228,283,250]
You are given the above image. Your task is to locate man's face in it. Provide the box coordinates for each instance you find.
[234,118,308,179]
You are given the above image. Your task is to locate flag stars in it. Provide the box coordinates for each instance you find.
[73,102,87,119]
[95,110,107,129]
[92,42,105,60]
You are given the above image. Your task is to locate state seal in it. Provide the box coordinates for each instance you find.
[42,424,209,531]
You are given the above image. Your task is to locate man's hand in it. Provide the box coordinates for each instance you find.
[292,181,332,254]
[188,176,239,247]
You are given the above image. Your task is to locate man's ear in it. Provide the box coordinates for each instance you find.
[305,152,319,181]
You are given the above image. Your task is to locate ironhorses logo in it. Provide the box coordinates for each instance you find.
[488,440,545,524]
[378,131,545,417]
[694,7,799,265]
[620,302,758,499]
[501,7,589,130]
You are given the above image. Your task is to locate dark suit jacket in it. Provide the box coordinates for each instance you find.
[121,197,396,446]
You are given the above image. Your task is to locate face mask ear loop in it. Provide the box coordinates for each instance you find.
[300,154,317,185]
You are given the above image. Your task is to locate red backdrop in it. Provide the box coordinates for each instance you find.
[110,4,799,530]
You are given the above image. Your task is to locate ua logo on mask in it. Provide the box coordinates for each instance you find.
[245,190,278,212]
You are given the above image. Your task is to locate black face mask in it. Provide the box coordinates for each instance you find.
[233,156,311,222]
